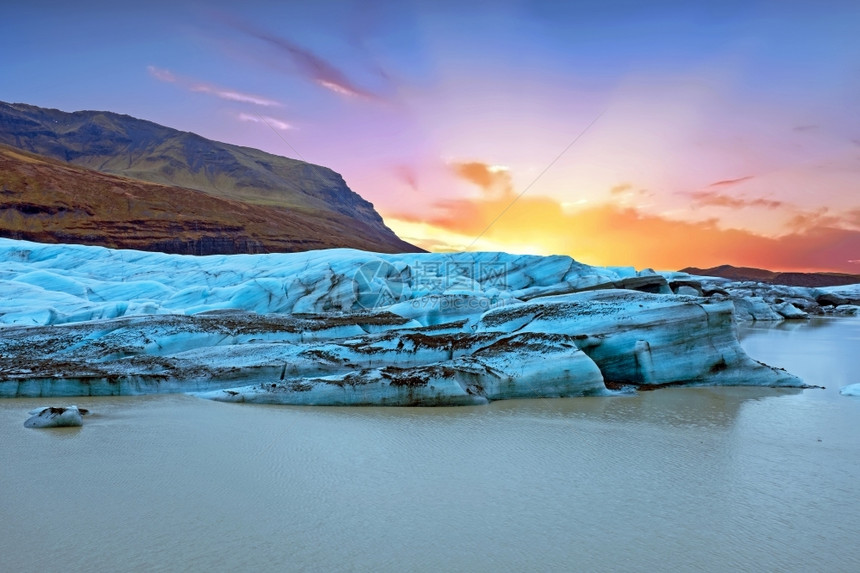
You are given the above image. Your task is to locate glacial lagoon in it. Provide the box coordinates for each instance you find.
[1,317,858,572]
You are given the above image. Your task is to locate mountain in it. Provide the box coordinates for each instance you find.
[0,101,419,254]
[681,264,860,287]
[0,144,416,254]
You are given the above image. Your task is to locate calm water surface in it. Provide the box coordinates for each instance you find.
[1,317,858,572]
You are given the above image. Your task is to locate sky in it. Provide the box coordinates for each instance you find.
[3,0,860,272]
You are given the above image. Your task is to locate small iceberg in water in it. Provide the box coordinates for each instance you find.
[24,405,89,428]
[839,384,860,397]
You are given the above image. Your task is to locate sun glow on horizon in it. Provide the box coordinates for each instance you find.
[385,191,860,274]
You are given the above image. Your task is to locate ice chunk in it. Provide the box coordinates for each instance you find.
[477,290,803,388]
[839,384,860,397]
[24,405,85,428]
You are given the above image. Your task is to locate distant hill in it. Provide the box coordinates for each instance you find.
[0,144,417,254]
[681,264,860,287]
[0,101,419,254]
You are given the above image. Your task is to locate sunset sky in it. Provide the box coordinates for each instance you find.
[3,0,859,271]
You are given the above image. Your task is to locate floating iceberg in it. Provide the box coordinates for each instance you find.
[839,384,860,397]
[24,405,87,428]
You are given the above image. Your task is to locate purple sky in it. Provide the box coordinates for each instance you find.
[4,0,859,270]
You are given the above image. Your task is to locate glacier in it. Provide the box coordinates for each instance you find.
[0,237,834,405]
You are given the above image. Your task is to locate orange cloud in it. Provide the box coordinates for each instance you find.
[387,161,860,273]
[609,184,653,202]
[453,161,512,192]
[786,207,842,232]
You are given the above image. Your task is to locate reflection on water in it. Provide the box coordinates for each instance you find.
[0,318,858,572]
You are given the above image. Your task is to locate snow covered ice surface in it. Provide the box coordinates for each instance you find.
[0,238,837,405]
[0,239,624,325]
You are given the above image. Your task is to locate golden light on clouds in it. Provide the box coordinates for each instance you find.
[386,161,860,273]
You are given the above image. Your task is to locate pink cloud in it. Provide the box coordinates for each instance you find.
[218,16,382,100]
[147,65,282,107]
[393,164,419,191]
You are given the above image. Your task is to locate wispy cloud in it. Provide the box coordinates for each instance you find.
[147,65,282,107]
[190,86,281,107]
[217,15,383,100]
[707,175,755,188]
[393,164,419,191]
[317,80,362,98]
[236,112,293,131]
[686,189,785,210]
[147,66,176,83]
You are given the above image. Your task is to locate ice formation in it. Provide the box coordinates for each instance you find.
[0,238,834,405]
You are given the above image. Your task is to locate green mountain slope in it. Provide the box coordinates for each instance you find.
[0,144,419,254]
[0,101,419,254]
